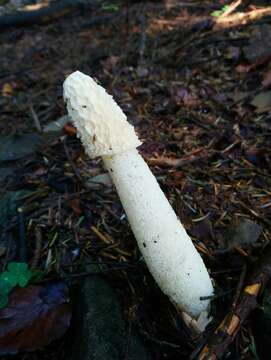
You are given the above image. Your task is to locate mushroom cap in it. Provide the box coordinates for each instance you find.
[63,71,141,158]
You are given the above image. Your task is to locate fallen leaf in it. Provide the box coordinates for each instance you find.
[63,124,77,136]
[43,115,71,133]
[86,173,112,190]
[224,218,262,249]
[67,198,82,215]
[230,91,250,102]
[190,221,212,244]
[250,91,271,113]
[0,262,34,310]
[0,282,71,355]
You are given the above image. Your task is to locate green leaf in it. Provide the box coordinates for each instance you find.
[211,10,223,17]
[18,270,32,287]
[102,4,119,12]
[0,294,8,309]
[30,270,44,283]
[0,271,18,287]
[211,4,229,17]
[8,262,28,275]
[0,277,13,294]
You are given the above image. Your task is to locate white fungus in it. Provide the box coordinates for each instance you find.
[63,71,214,319]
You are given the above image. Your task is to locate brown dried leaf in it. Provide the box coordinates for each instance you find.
[67,198,82,215]
[0,282,71,355]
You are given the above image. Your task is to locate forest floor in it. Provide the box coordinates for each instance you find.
[0,0,271,359]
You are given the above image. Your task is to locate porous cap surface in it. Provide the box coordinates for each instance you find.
[63,71,141,158]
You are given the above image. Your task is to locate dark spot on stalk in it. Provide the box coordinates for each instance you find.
[143,242,147,248]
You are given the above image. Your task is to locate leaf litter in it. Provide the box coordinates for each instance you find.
[0,0,271,359]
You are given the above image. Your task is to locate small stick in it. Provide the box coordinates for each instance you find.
[232,263,247,308]
[198,250,271,359]
[31,226,42,269]
[18,208,27,262]
[214,6,271,30]
[62,136,84,185]
[220,0,242,18]
[30,104,42,133]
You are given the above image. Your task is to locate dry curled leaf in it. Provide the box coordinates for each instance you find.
[0,282,71,355]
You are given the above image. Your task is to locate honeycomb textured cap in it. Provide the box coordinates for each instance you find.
[63,71,142,158]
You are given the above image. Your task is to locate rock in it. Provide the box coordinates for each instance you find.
[69,267,150,360]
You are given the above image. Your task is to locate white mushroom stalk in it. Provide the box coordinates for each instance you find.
[63,71,213,319]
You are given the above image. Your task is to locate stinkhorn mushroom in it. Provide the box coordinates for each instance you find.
[63,71,213,319]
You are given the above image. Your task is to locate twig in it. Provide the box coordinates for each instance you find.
[30,104,42,133]
[39,265,134,283]
[17,208,27,262]
[198,250,271,359]
[220,0,242,18]
[214,6,271,30]
[147,150,214,168]
[31,226,42,269]
[62,136,84,186]
[232,263,247,308]
[138,325,181,349]
[138,9,147,64]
